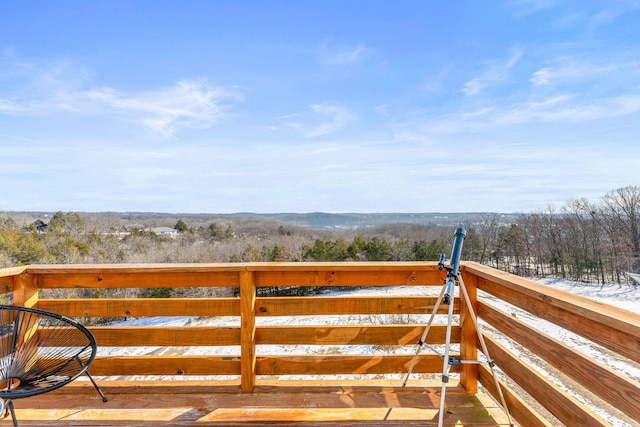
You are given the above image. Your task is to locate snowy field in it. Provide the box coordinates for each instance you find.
[99,277,640,426]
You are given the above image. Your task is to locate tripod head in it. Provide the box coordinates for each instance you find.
[441,227,467,305]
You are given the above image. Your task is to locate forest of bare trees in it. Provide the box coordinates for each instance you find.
[491,186,640,283]
[1,186,639,290]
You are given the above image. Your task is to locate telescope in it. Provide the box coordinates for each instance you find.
[403,225,513,426]
[442,227,466,305]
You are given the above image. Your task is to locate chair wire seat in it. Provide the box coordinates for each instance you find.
[0,304,106,426]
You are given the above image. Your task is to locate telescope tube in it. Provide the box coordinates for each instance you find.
[443,227,466,304]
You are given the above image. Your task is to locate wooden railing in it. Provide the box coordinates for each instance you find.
[0,262,638,427]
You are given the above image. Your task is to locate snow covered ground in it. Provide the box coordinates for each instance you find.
[532,277,640,314]
[99,277,640,426]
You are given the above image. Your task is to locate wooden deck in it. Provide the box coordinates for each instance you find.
[2,262,639,426]
[4,381,512,427]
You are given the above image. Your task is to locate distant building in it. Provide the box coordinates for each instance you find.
[141,227,178,238]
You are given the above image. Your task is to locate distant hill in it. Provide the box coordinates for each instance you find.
[116,211,518,230]
[218,212,506,229]
[5,211,519,230]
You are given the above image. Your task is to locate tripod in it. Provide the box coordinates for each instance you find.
[402,228,513,427]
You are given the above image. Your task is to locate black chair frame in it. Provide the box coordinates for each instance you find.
[0,304,107,426]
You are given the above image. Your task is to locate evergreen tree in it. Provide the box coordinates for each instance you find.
[174,219,189,233]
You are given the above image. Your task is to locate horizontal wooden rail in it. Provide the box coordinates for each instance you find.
[255,325,456,346]
[34,324,460,348]
[38,296,455,318]
[26,262,445,288]
[90,326,241,347]
[90,355,241,376]
[82,324,457,347]
[255,354,449,376]
[466,262,640,363]
[478,301,640,422]
[0,266,25,292]
[255,296,454,316]
[39,298,241,317]
[89,354,455,378]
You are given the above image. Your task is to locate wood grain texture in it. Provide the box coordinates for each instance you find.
[8,381,512,426]
[39,298,240,317]
[256,324,456,345]
[240,270,256,392]
[255,295,454,316]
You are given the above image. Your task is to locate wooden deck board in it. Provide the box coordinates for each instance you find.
[3,381,512,427]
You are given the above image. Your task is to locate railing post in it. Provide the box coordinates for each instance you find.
[460,269,478,393]
[13,272,39,308]
[240,270,256,393]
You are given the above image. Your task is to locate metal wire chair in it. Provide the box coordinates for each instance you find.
[0,304,107,426]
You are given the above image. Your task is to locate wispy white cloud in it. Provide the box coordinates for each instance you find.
[461,79,483,97]
[552,3,640,33]
[527,94,574,108]
[530,67,562,86]
[281,102,354,138]
[496,95,640,124]
[529,58,617,86]
[421,93,640,134]
[0,52,93,114]
[419,64,453,93]
[0,100,18,112]
[462,49,523,96]
[506,0,555,18]
[0,54,242,136]
[319,41,375,66]
[83,79,242,137]
[452,42,640,134]
[374,104,389,116]
[587,7,630,32]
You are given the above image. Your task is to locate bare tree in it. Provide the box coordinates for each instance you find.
[476,213,504,264]
[564,198,606,283]
[600,186,640,276]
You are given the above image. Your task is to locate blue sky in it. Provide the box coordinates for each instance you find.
[1,1,639,214]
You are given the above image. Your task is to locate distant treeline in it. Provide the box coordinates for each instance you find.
[1,186,639,288]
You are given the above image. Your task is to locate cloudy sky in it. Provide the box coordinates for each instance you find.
[1,1,639,214]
